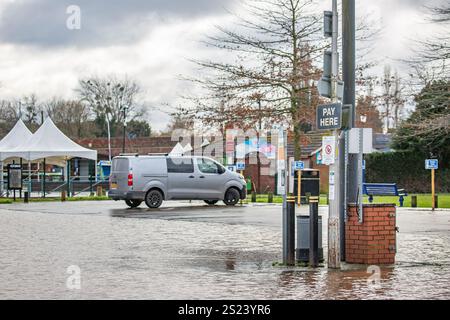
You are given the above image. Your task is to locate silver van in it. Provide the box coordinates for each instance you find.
[108,155,247,208]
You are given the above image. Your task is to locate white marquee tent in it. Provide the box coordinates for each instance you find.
[169,142,185,156]
[0,119,33,195]
[0,118,97,197]
[2,117,96,162]
[0,119,33,161]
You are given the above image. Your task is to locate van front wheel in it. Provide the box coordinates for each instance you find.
[223,188,240,206]
[145,190,163,209]
[125,200,142,208]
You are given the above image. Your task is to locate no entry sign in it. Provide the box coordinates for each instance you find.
[317,103,342,131]
[322,136,336,165]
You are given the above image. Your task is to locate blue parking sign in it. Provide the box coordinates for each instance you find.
[294,161,304,171]
[236,162,246,170]
[425,159,438,170]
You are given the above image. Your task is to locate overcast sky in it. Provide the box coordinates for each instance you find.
[0,0,445,131]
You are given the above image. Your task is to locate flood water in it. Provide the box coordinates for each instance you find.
[0,201,449,300]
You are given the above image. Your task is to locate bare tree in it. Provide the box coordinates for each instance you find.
[183,0,327,160]
[77,75,146,137]
[44,98,93,138]
[182,0,379,160]
[0,100,21,137]
[377,66,406,131]
[393,2,450,158]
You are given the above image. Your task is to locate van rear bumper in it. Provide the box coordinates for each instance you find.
[108,189,145,201]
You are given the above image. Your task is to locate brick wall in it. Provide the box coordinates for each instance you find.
[346,204,397,265]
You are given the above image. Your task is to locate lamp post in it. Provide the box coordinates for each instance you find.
[118,85,126,154]
[87,80,112,162]
[121,104,128,154]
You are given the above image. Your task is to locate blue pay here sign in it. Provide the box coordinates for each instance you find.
[425,159,438,170]
[317,103,342,130]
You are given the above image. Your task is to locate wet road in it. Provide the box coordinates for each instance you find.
[0,201,449,299]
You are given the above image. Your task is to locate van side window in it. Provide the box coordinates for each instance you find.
[197,158,222,174]
[166,157,194,173]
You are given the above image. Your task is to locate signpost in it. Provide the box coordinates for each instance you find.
[294,161,304,206]
[425,159,438,211]
[316,103,342,131]
[7,164,22,201]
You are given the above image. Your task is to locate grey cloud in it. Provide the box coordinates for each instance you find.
[0,0,235,47]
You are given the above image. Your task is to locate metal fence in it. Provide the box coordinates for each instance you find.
[1,175,110,198]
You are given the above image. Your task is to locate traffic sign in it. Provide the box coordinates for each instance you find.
[425,159,438,170]
[322,136,336,165]
[294,161,304,171]
[317,103,342,131]
[236,162,245,170]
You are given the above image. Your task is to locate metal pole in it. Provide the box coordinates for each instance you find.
[28,161,31,196]
[122,107,126,154]
[297,170,301,207]
[257,99,262,194]
[19,158,22,199]
[66,159,71,197]
[0,161,4,197]
[106,117,112,162]
[286,196,296,265]
[281,129,293,265]
[343,0,357,203]
[43,158,46,198]
[358,128,364,222]
[309,196,320,267]
[432,168,435,211]
[327,0,341,269]
[89,160,94,196]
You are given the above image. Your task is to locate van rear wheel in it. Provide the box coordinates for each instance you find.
[125,200,142,208]
[145,190,163,209]
[223,188,240,206]
[204,200,219,205]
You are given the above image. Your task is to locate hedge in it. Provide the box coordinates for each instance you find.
[365,151,450,193]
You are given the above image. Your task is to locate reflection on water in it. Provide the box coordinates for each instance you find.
[0,204,449,300]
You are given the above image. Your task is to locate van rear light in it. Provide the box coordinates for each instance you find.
[127,172,133,186]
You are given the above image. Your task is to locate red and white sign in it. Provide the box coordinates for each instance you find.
[322,136,336,165]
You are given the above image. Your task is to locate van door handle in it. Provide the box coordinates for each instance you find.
[189,175,195,178]
[199,176,205,179]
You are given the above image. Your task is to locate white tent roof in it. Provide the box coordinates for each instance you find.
[0,119,33,162]
[1,117,97,161]
[0,119,33,151]
[183,143,193,153]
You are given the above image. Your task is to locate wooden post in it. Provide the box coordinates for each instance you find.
[97,186,103,197]
[432,168,435,211]
[61,190,66,202]
[297,170,301,207]
[411,195,417,208]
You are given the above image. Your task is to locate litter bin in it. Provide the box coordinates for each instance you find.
[296,215,324,263]
[246,178,252,192]
[294,169,320,204]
